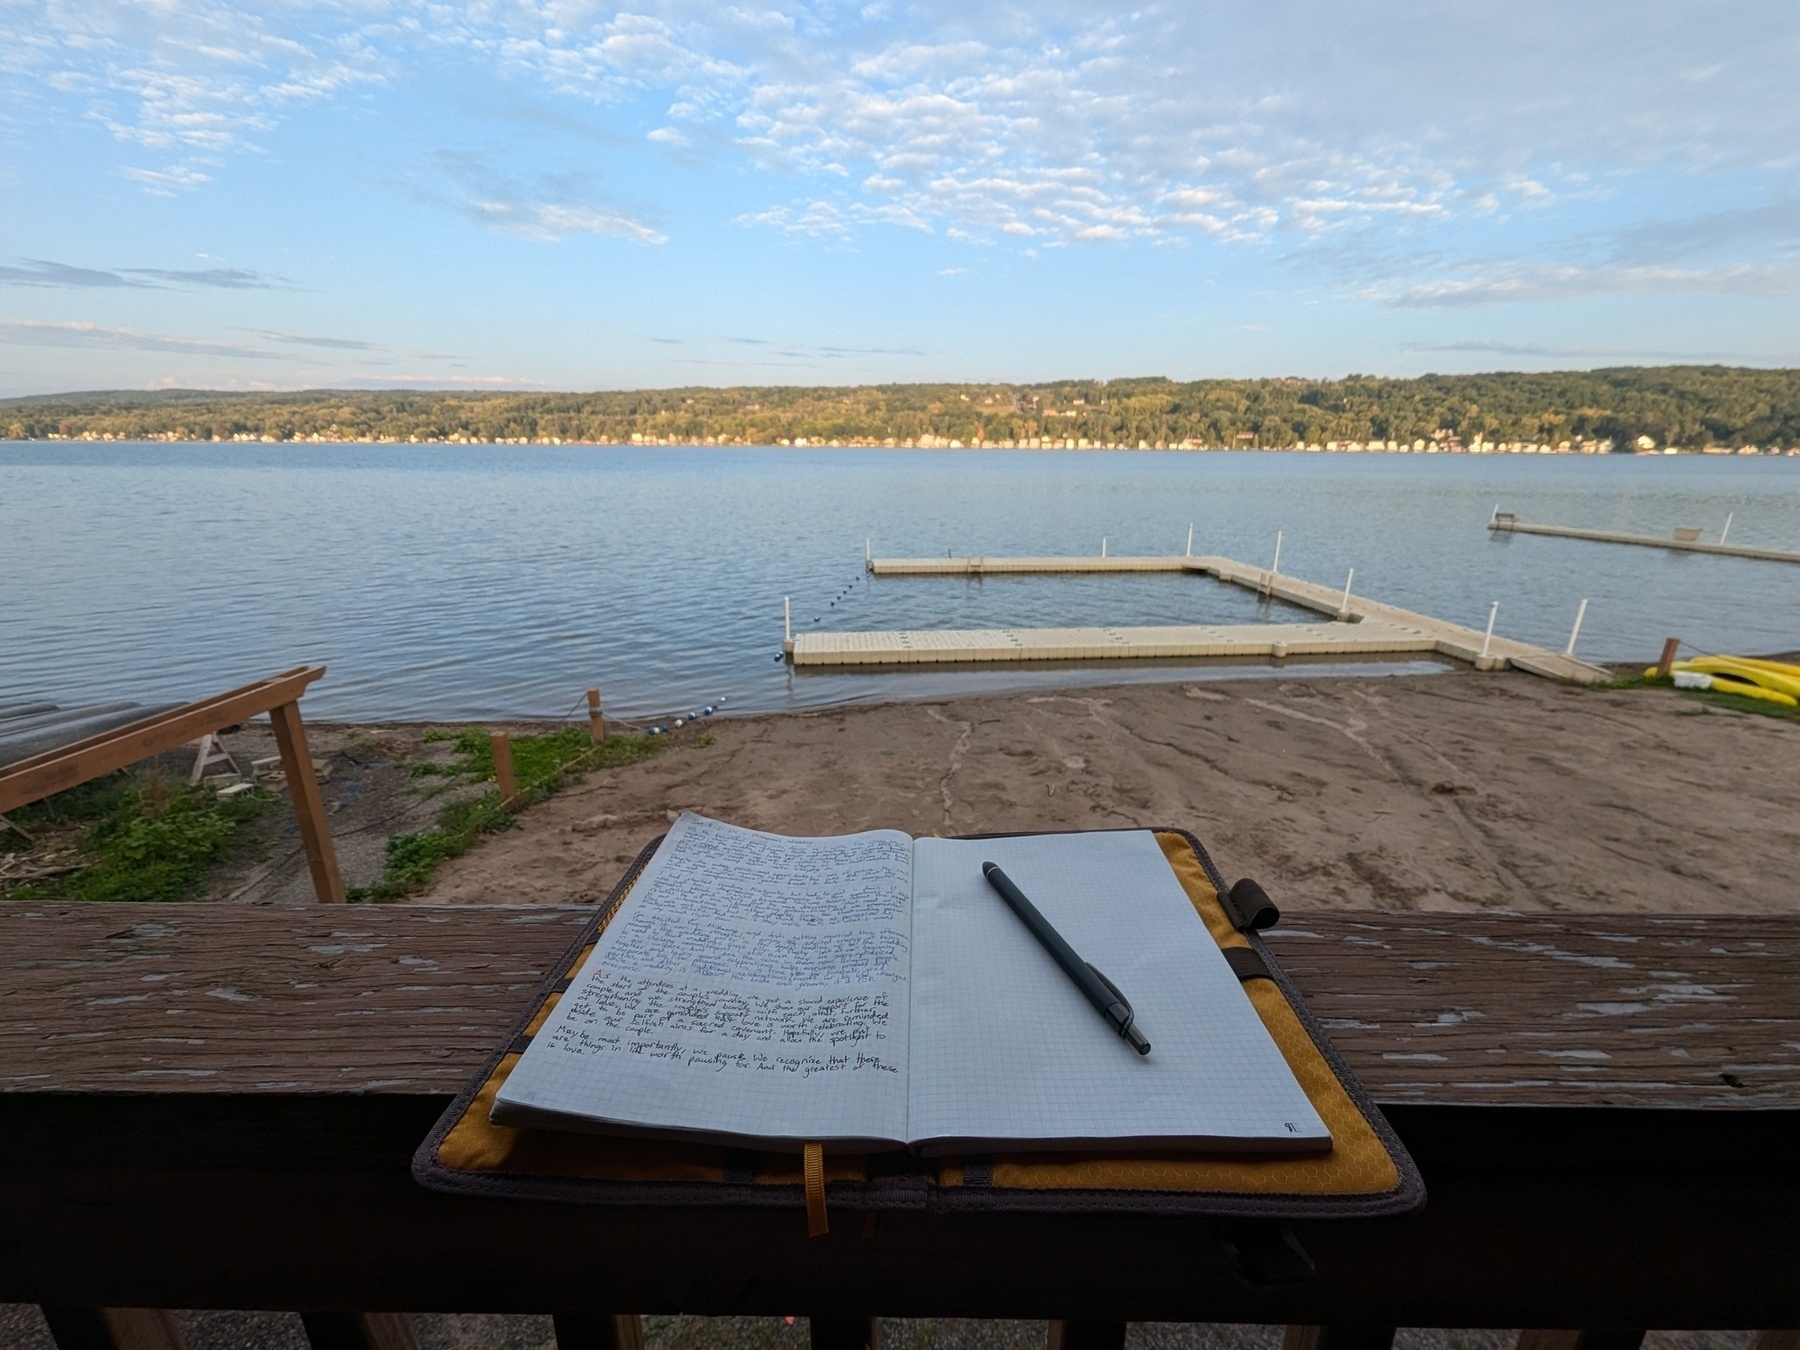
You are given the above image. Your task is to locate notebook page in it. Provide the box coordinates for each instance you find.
[907,831,1329,1152]
[493,813,913,1148]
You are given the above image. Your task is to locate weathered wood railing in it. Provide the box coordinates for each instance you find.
[1,903,1795,1347]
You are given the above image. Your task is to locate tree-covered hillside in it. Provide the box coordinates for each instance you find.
[6,366,1800,450]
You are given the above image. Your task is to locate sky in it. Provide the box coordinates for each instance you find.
[3,0,1800,395]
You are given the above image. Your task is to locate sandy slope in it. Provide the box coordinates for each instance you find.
[420,670,1799,915]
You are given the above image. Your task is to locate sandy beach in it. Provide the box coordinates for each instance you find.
[417,668,1799,915]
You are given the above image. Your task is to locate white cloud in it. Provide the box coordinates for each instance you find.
[0,319,278,357]
[9,0,1800,293]
[471,198,667,243]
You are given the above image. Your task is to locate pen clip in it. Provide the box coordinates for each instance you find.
[1086,962,1132,1018]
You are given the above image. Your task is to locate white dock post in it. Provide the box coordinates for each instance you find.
[1101,536,1107,558]
[1490,504,1499,525]
[1271,531,1283,574]
[1480,602,1499,659]
[865,537,872,565]
[1339,568,1355,619]
[1564,598,1589,657]
[1720,512,1733,545]
[1186,523,1194,557]
[784,596,791,646]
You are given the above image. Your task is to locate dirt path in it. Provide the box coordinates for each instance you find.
[420,670,1800,915]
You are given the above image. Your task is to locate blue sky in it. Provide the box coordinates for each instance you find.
[3,0,1800,395]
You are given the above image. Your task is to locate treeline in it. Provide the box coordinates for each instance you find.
[6,366,1800,449]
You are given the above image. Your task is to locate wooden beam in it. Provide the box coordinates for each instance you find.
[586,688,605,742]
[809,1318,879,1350]
[269,699,346,905]
[552,1313,644,1350]
[40,1308,186,1350]
[1047,1321,1126,1350]
[491,731,516,805]
[0,667,324,814]
[1516,1333,1645,1350]
[1283,1328,1396,1350]
[299,1313,418,1350]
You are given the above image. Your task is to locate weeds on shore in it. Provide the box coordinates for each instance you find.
[1,770,269,902]
[352,727,664,901]
[1611,673,1800,723]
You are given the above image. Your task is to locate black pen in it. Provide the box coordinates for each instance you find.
[981,861,1151,1055]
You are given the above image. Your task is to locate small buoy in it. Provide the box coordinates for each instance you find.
[674,718,685,728]
[702,705,715,715]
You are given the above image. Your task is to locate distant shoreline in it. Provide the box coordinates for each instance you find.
[8,367,1800,454]
[8,434,1798,456]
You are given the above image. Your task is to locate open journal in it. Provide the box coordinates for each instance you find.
[492,813,1331,1156]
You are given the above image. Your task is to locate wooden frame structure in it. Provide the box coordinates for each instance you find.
[0,666,344,905]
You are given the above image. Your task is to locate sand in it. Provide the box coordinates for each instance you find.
[420,669,1800,915]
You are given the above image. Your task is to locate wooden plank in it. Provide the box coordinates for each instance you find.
[40,1309,186,1350]
[270,700,346,906]
[2,1097,1795,1323]
[1265,913,1800,1107]
[1,905,1795,1106]
[0,667,324,813]
[0,904,592,1093]
[299,1314,418,1350]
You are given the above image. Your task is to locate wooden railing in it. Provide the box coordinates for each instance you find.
[1,903,1795,1348]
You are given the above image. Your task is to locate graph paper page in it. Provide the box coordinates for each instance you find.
[493,813,913,1148]
[907,831,1329,1152]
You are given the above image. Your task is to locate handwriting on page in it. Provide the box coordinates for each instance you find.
[647,825,912,927]
[606,912,909,985]
[544,972,902,1077]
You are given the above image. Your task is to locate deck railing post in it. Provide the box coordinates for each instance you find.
[1480,602,1499,660]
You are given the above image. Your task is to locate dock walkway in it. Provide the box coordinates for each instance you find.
[1489,515,1800,564]
[789,554,1608,682]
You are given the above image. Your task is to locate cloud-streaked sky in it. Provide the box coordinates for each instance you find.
[3,0,1799,394]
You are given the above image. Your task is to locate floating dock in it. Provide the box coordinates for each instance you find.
[1489,514,1800,565]
[785,554,1610,683]
[870,555,1193,575]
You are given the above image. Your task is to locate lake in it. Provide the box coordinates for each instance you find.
[3,444,1796,722]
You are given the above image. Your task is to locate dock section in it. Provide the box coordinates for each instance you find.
[806,553,1612,682]
[869,555,1192,574]
[1488,514,1800,565]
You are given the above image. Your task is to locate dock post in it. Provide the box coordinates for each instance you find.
[865,537,872,567]
[1564,600,1589,658]
[1272,531,1283,574]
[1102,536,1107,558]
[1339,568,1355,620]
[1657,637,1681,678]
[784,597,791,646]
[1480,603,1498,660]
[586,688,605,742]
[1720,512,1733,545]
[491,731,516,805]
[1186,523,1194,557]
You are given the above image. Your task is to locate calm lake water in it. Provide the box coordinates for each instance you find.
[3,444,1797,722]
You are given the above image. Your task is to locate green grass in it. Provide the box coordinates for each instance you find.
[352,727,665,901]
[4,770,269,902]
[1610,672,1800,723]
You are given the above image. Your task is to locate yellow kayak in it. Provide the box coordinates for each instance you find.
[1646,662,1800,706]
[1678,657,1800,700]
[1719,655,1800,679]
[1707,676,1798,707]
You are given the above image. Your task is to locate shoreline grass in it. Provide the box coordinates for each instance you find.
[351,726,665,901]
[1,770,270,902]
